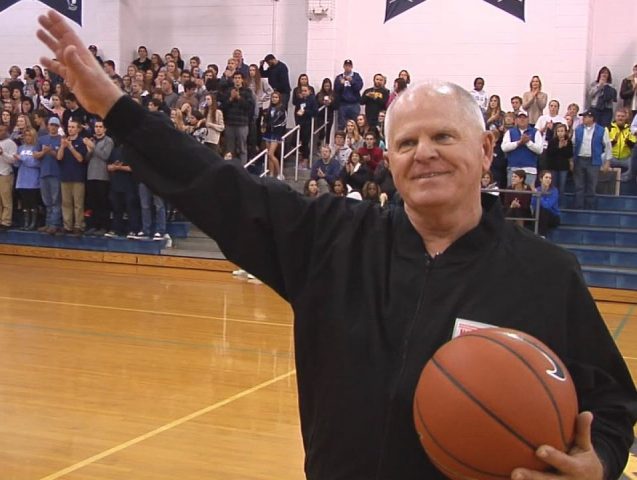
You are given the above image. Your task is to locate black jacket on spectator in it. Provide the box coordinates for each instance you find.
[222,88,254,127]
[361,87,390,126]
[259,62,291,94]
[341,163,371,193]
[374,162,396,199]
[546,138,574,172]
[104,96,637,480]
[293,94,319,126]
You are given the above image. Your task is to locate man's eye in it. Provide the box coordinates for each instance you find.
[399,139,416,150]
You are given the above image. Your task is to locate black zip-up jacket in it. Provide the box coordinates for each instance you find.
[105,96,637,480]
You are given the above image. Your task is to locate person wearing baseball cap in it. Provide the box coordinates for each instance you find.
[334,59,363,130]
[501,108,543,186]
[572,108,612,209]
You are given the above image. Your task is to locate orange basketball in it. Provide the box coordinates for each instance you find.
[413,327,578,480]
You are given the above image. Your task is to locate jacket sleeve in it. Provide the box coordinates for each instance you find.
[619,78,635,101]
[103,96,354,301]
[562,268,637,480]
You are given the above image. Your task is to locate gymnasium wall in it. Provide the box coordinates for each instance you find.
[1,0,635,116]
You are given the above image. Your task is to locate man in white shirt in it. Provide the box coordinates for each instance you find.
[0,124,18,230]
[572,110,613,209]
[501,109,543,187]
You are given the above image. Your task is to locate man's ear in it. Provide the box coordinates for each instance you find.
[383,151,390,171]
[481,131,494,173]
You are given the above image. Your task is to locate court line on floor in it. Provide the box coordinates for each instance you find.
[38,369,297,480]
[613,305,635,340]
[0,295,292,328]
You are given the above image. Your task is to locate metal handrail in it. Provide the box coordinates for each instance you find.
[244,148,269,177]
[309,105,328,162]
[280,125,301,181]
[482,187,552,235]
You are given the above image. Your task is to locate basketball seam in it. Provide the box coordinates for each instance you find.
[464,333,570,450]
[415,386,514,479]
[432,357,540,452]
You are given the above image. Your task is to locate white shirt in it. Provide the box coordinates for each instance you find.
[501,128,544,155]
[470,89,488,111]
[535,114,567,133]
[0,138,18,176]
[631,115,637,135]
[578,124,612,161]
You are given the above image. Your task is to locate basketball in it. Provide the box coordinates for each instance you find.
[413,327,579,480]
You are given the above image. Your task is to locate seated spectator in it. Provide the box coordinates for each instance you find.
[49,93,65,120]
[386,78,407,108]
[341,151,370,193]
[332,130,351,167]
[332,178,347,197]
[170,47,185,71]
[545,123,573,195]
[10,86,23,114]
[303,178,319,198]
[375,110,387,148]
[532,170,561,237]
[398,69,411,87]
[170,108,186,132]
[345,119,363,150]
[374,156,396,200]
[607,108,636,188]
[175,80,199,111]
[14,127,40,230]
[133,46,151,72]
[357,132,384,173]
[361,181,387,207]
[502,169,532,228]
[0,110,13,133]
[310,145,341,194]
[510,95,523,115]
[480,170,499,196]
[356,114,371,137]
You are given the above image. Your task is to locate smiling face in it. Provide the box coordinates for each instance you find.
[386,84,493,213]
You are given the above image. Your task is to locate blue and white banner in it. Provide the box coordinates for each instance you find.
[384,0,428,23]
[385,0,525,22]
[482,0,525,21]
[0,0,82,25]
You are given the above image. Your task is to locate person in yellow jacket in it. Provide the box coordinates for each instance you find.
[607,108,636,183]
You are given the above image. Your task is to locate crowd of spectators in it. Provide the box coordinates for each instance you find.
[0,44,636,240]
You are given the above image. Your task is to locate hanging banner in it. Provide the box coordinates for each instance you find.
[482,0,525,21]
[384,0,428,23]
[385,0,524,23]
[0,0,82,25]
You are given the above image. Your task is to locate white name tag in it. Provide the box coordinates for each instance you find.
[452,318,497,339]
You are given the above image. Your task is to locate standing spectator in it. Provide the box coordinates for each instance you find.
[62,93,89,134]
[14,128,40,230]
[501,110,543,186]
[510,95,523,115]
[202,94,225,154]
[170,47,185,71]
[292,74,316,102]
[247,64,273,154]
[294,85,318,167]
[334,59,363,130]
[361,74,389,127]
[222,73,254,163]
[103,60,121,84]
[398,69,411,87]
[259,54,291,108]
[607,108,636,190]
[137,180,166,240]
[587,67,617,128]
[87,45,103,67]
[232,49,249,79]
[619,64,637,118]
[56,119,88,234]
[545,123,573,195]
[261,91,287,180]
[5,65,24,92]
[49,93,65,120]
[83,120,113,235]
[105,144,140,238]
[356,114,371,138]
[345,119,363,151]
[522,75,548,126]
[316,78,335,145]
[485,95,504,132]
[0,124,17,230]
[175,80,199,111]
[34,117,62,234]
[470,77,488,112]
[133,46,151,72]
[572,110,613,209]
[567,103,582,131]
[536,100,567,150]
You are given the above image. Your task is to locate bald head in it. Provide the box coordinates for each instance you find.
[385,81,485,150]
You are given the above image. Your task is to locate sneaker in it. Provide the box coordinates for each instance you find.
[126,232,138,239]
[277,173,285,181]
[232,269,247,276]
[104,231,119,238]
[163,233,173,248]
[152,232,164,241]
[134,231,149,240]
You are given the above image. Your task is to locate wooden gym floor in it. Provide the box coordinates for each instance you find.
[0,254,634,480]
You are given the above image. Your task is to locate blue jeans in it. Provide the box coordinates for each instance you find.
[139,183,166,235]
[337,103,360,130]
[550,170,569,195]
[40,176,62,227]
[573,156,599,209]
